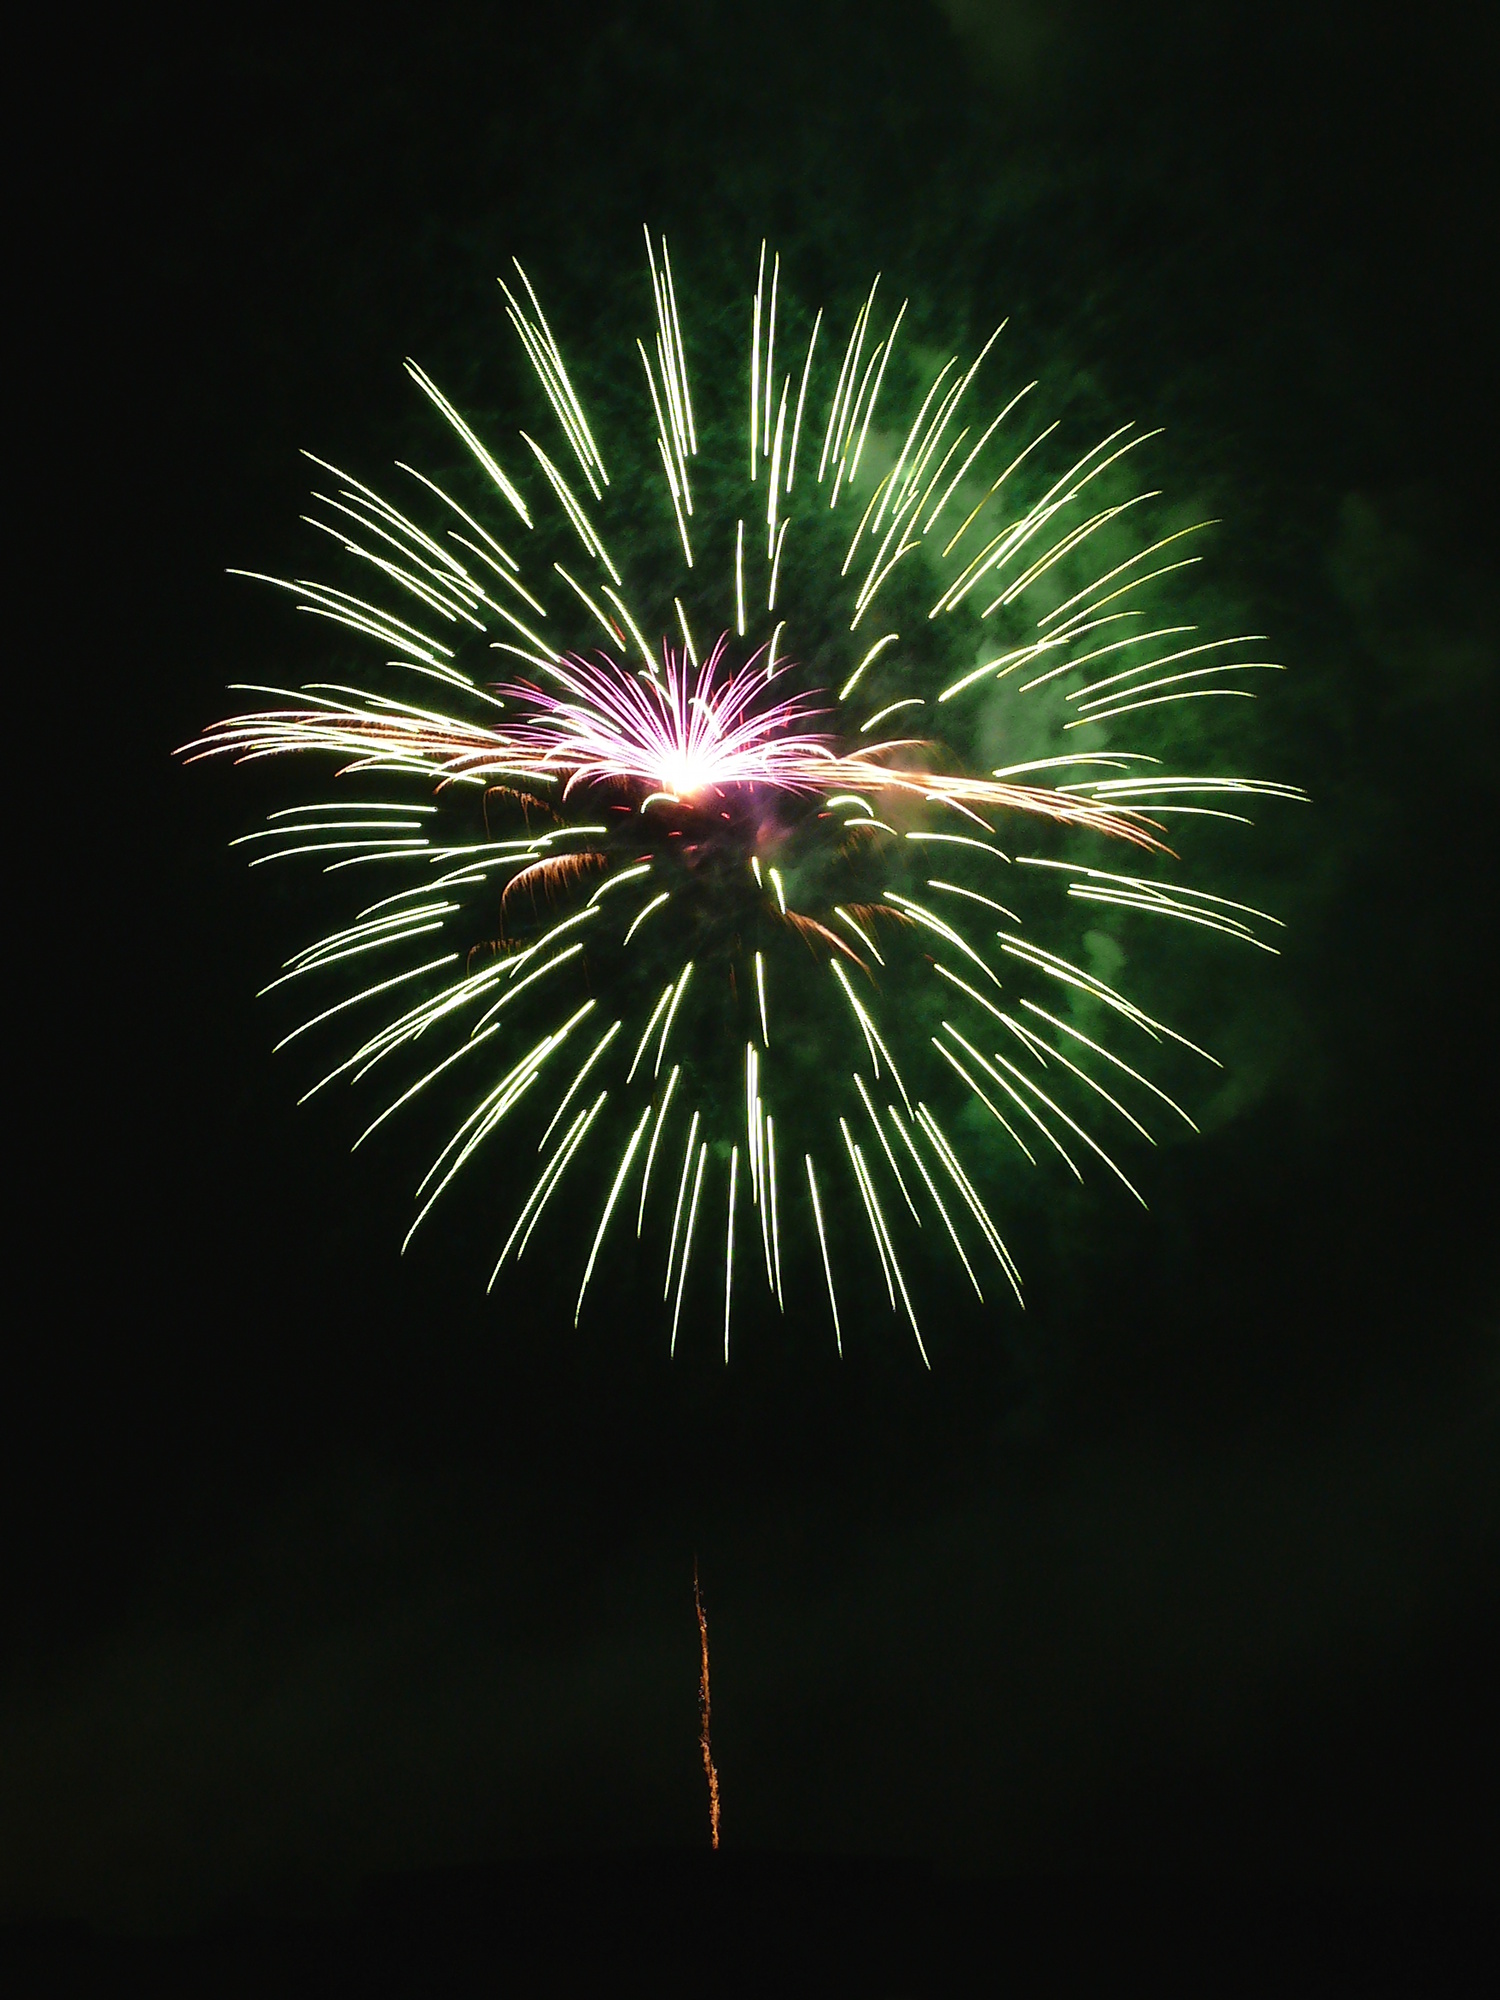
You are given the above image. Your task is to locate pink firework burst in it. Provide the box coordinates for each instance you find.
[496,637,836,805]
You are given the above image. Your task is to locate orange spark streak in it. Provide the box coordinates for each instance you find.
[501,850,607,910]
[694,1560,720,1850]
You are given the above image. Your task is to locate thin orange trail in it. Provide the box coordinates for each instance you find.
[694,1560,720,1850]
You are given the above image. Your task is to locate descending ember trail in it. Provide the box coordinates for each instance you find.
[695,1561,720,1851]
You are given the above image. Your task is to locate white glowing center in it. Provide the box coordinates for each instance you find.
[661,750,712,799]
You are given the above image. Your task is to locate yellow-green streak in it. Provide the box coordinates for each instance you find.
[751,1051,763,1201]
[853,1071,919,1220]
[804,1155,841,1351]
[404,1032,562,1241]
[628,983,677,1083]
[588,861,652,906]
[882,891,1000,988]
[1016,855,1281,930]
[491,1100,597,1272]
[750,240,765,478]
[658,433,694,567]
[859,698,923,734]
[840,1116,894,1310]
[933,960,1007,1028]
[763,251,779,460]
[830,960,912,1110]
[1018,999,1198,1130]
[523,435,621,583]
[856,1134,928,1366]
[576,1106,654,1325]
[506,1090,608,1272]
[602,587,659,676]
[539,1017,622,1149]
[723,1144,740,1361]
[915,1105,1024,1300]
[1065,884,1276,950]
[768,517,789,611]
[854,467,921,594]
[766,1114,784,1309]
[363,995,593,1155]
[929,1036,1036,1165]
[824,278,880,484]
[767,375,788,550]
[637,1065,681,1233]
[396,462,520,572]
[996,933,1215,1060]
[1037,521,1216,631]
[841,472,894,576]
[259,916,447,993]
[674,598,699,664]
[470,938,589,1036]
[983,1037,1148,1206]
[623,891,671,946]
[983,491,1159,620]
[554,562,629,649]
[655,960,694,1076]
[924,380,1034,534]
[670,1141,709,1356]
[664,1109,703,1301]
[403,361,531,526]
[1018,621,1196,696]
[905,831,1009,863]
[319,955,514,1096]
[942,1023,1077,1176]
[887,1106,983,1300]
[785,307,821,491]
[927,878,1020,924]
[833,907,884,966]
[274,954,459,1055]
[1001,1012,1155,1144]
[659,235,697,452]
[819,282,876,484]
[755,1099,775,1297]
[934,418,1059,567]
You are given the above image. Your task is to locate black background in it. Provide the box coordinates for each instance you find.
[10,0,1497,1980]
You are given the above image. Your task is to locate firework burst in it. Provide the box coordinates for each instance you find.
[183,231,1302,1361]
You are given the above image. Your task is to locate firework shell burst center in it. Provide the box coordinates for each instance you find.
[498,640,838,806]
[183,231,1303,1362]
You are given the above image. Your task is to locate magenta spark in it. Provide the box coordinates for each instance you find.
[496,637,835,804]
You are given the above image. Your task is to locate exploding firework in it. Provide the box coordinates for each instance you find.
[183,232,1302,1360]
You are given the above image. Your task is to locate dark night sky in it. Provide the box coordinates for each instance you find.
[10,0,1498,1957]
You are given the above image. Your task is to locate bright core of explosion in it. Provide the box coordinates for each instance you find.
[660,751,709,802]
[496,637,835,807]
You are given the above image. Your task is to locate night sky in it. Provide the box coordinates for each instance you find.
[12,0,1498,1973]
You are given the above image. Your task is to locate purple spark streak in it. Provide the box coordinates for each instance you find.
[495,637,834,804]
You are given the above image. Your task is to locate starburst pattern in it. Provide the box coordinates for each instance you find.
[183,231,1302,1361]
